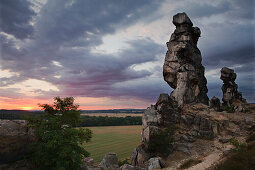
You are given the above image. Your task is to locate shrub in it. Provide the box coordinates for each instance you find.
[224,105,235,113]
[118,158,129,166]
[230,138,246,152]
[26,97,92,170]
[147,127,174,157]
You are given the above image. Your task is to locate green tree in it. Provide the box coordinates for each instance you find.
[26,97,92,170]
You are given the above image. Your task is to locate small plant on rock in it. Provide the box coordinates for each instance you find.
[147,127,174,157]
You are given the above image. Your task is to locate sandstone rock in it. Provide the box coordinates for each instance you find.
[148,157,162,170]
[220,67,243,107]
[209,96,221,112]
[219,136,232,143]
[121,164,137,170]
[99,153,120,170]
[130,145,150,167]
[163,12,209,107]
[0,120,34,164]
[82,157,94,166]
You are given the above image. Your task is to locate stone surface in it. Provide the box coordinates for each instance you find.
[121,164,137,170]
[130,145,150,168]
[220,67,243,106]
[209,96,221,112]
[148,157,162,170]
[82,157,94,166]
[163,12,209,107]
[0,120,34,164]
[99,153,120,170]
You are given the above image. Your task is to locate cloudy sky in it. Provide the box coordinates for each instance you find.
[0,0,254,110]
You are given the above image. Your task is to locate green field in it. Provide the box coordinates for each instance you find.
[82,125,142,164]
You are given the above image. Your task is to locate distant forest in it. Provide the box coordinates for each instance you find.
[80,115,142,127]
[0,109,143,126]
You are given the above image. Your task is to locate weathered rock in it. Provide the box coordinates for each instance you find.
[209,96,221,112]
[130,145,150,168]
[148,157,162,170]
[220,67,243,107]
[0,120,34,164]
[120,164,137,170]
[82,157,94,167]
[163,12,209,107]
[99,153,120,170]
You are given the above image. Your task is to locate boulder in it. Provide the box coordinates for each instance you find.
[130,145,150,168]
[0,120,34,164]
[163,12,209,107]
[148,157,162,170]
[99,153,120,170]
[121,164,137,170]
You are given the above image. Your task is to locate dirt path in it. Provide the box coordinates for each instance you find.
[187,150,222,170]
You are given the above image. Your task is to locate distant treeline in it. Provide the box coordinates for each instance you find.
[81,109,145,114]
[0,110,42,120]
[80,115,142,127]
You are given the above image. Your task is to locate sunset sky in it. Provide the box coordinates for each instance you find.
[0,0,254,110]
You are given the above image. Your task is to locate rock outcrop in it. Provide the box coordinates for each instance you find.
[163,12,209,107]
[0,120,34,164]
[130,94,181,167]
[220,67,243,106]
[209,96,221,112]
[99,153,120,170]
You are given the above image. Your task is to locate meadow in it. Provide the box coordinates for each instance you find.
[82,125,142,164]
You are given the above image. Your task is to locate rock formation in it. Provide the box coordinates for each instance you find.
[209,96,221,112]
[220,67,243,106]
[163,12,209,107]
[0,120,34,164]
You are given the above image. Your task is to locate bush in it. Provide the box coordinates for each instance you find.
[26,97,92,170]
[230,138,246,152]
[147,127,174,157]
[224,105,235,113]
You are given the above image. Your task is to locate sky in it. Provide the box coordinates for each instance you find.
[0,0,254,110]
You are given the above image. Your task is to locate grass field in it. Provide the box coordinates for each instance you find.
[82,125,142,164]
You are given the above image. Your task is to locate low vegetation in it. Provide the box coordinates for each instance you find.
[215,134,255,170]
[147,127,174,157]
[80,115,142,127]
[26,97,92,170]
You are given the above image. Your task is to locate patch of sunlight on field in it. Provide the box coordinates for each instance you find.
[82,125,142,164]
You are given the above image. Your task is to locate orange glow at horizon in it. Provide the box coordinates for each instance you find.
[0,96,149,110]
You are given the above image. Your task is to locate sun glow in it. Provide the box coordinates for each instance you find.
[20,106,35,110]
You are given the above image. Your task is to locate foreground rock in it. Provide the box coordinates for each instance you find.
[0,120,34,164]
[163,12,209,107]
[99,153,120,170]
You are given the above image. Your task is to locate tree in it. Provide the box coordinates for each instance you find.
[26,97,92,170]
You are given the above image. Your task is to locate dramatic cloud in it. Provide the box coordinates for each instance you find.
[0,0,36,39]
[0,0,254,109]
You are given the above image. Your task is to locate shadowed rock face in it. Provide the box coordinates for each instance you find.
[220,67,243,106]
[163,12,209,107]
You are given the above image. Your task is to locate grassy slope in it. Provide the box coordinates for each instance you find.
[82,126,142,164]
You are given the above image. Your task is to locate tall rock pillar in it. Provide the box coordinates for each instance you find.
[220,67,243,106]
[163,12,209,106]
